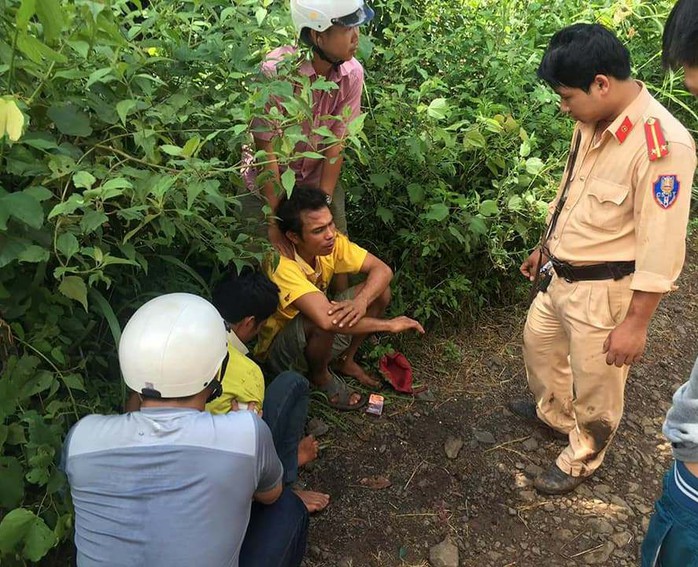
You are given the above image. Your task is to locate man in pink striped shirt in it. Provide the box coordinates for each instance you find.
[243,0,374,262]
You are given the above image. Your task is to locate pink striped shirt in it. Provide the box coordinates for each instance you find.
[244,46,364,192]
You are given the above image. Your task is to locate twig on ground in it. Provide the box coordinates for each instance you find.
[403,459,426,491]
[484,435,532,453]
[567,543,605,559]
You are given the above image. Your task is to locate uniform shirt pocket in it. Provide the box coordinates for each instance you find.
[578,177,631,234]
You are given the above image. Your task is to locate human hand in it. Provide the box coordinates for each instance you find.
[230,400,262,416]
[328,297,368,328]
[388,316,425,335]
[268,224,294,259]
[520,249,547,281]
[602,319,648,367]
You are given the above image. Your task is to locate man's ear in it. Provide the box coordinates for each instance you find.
[594,74,611,94]
[286,230,301,246]
[242,315,257,332]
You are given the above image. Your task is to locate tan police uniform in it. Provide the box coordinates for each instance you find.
[524,83,696,477]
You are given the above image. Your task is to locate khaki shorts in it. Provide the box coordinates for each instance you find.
[264,286,356,377]
[235,182,348,238]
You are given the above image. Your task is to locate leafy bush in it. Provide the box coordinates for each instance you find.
[0,0,692,563]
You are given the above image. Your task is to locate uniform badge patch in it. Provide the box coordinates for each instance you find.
[653,175,680,209]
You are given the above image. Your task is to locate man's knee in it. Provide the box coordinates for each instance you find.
[371,285,391,311]
[275,371,310,396]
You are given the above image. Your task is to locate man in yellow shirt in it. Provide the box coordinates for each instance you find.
[255,187,425,410]
[207,268,329,514]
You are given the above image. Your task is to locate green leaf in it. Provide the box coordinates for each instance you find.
[16,0,36,31]
[525,157,544,175]
[376,206,394,224]
[281,168,295,197]
[407,183,424,204]
[479,200,499,217]
[59,276,88,310]
[19,370,55,398]
[0,457,25,508]
[7,424,27,445]
[35,0,64,43]
[62,373,86,392]
[255,7,267,26]
[464,129,486,150]
[0,97,26,141]
[160,144,182,156]
[90,289,122,347]
[80,210,108,234]
[3,191,44,229]
[85,67,115,88]
[47,104,92,137]
[56,232,79,259]
[116,99,137,126]
[0,425,7,450]
[0,508,57,561]
[427,98,450,120]
[18,245,49,263]
[73,171,97,189]
[424,203,449,222]
[17,33,67,63]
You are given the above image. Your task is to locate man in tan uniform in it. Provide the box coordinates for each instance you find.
[510,23,696,494]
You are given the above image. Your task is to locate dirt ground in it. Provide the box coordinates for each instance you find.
[299,239,698,567]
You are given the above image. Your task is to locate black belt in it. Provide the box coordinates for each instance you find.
[551,259,635,282]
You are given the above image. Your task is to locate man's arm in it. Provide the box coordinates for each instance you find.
[254,482,283,505]
[318,143,344,200]
[253,136,293,258]
[294,291,423,336]
[602,291,662,367]
[328,253,393,328]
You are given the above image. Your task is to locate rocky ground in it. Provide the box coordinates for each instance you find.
[299,240,698,567]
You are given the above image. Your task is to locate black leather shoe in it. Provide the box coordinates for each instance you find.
[507,399,568,441]
[534,464,589,495]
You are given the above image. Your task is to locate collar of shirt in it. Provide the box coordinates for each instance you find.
[293,247,321,277]
[298,54,354,80]
[582,81,651,145]
[227,329,249,355]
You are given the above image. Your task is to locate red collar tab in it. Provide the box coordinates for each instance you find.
[615,116,633,143]
[644,117,670,161]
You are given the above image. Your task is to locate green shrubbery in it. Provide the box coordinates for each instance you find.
[0,0,692,562]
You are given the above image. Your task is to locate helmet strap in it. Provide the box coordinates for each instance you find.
[311,43,344,70]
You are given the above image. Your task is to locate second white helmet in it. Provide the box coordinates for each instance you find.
[119,293,228,399]
[290,0,375,34]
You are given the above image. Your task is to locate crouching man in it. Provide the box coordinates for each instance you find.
[62,293,307,567]
[255,187,424,411]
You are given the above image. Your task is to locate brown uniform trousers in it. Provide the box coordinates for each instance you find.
[524,83,696,477]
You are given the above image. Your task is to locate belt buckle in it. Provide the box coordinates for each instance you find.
[552,259,573,283]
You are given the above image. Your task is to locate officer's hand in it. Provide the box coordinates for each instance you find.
[520,249,547,281]
[602,320,648,367]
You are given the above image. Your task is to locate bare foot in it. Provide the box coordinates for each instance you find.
[294,489,330,513]
[336,357,381,388]
[314,372,364,408]
[298,435,319,468]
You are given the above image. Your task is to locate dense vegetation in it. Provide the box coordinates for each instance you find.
[0,0,693,562]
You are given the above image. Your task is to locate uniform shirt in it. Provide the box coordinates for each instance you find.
[546,83,696,293]
[255,232,368,357]
[206,330,265,412]
[243,46,364,192]
[62,408,282,567]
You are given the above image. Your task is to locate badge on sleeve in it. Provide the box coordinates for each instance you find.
[644,117,669,161]
[653,175,680,209]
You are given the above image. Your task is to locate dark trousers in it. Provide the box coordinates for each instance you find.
[262,371,310,485]
[239,487,308,567]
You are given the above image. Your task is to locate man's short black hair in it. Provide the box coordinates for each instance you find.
[212,267,279,324]
[537,23,632,91]
[276,187,330,236]
[663,0,698,70]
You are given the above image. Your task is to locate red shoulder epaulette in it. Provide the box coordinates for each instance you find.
[644,117,669,161]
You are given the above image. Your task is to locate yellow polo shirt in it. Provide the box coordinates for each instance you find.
[206,331,265,414]
[255,232,368,357]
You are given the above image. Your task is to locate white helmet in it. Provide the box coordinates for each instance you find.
[119,293,228,399]
[290,0,375,34]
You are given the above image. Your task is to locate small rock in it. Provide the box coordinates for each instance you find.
[445,436,464,460]
[584,542,615,565]
[429,537,459,567]
[611,531,631,548]
[378,444,387,454]
[307,418,329,437]
[589,518,614,536]
[558,529,574,541]
[522,437,539,451]
[543,502,555,512]
[473,429,496,445]
[635,502,653,515]
[520,490,536,502]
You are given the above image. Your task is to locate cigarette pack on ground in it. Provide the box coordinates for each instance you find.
[366,394,384,416]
